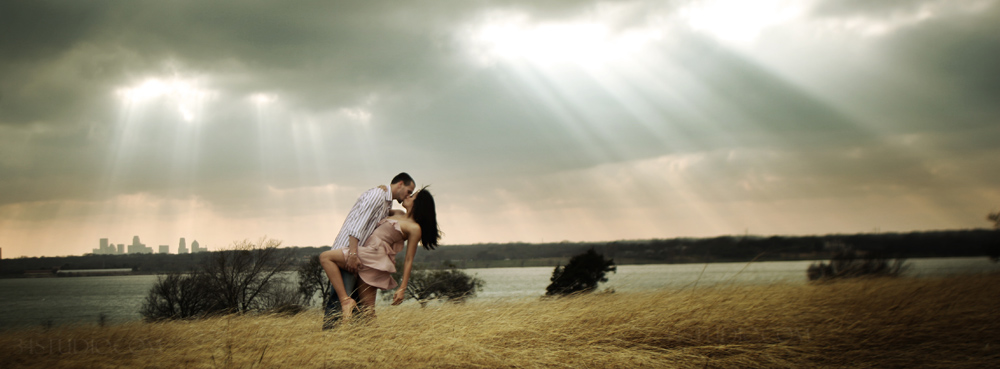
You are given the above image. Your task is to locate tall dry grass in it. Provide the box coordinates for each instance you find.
[2,274,998,368]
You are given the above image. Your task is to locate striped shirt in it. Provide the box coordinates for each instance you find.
[331,186,392,250]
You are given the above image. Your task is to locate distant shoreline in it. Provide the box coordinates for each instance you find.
[2,255,996,279]
[4,229,996,278]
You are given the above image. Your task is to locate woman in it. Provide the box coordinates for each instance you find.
[319,187,440,319]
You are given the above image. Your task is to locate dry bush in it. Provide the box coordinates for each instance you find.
[2,274,998,368]
[807,249,907,281]
[140,237,298,321]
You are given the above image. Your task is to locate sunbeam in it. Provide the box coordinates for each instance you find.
[677,0,803,43]
[116,76,214,123]
[3,0,998,257]
[464,10,662,67]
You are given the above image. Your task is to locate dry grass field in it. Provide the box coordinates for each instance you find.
[2,274,998,368]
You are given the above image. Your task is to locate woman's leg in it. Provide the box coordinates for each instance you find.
[356,279,379,320]
[318,250,358,318]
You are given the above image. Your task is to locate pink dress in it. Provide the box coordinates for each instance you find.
[342,218,406,290]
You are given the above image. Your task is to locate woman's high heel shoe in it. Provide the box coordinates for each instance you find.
[340,298,359,320]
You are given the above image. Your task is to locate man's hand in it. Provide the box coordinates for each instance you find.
[346,253,362,273]
[392,288,406,305]
[346,236,362,273]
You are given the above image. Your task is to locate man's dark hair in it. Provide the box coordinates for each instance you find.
[391,172,414,186]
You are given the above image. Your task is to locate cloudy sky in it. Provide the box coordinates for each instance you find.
[2,0,998,258]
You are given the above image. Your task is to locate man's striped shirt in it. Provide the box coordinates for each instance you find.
[331,186,392,250]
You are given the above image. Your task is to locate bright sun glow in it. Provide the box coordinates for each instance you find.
[678,0,802,42]
[467,13,662,66]
[250,93,278,105]
[116,76,214,122]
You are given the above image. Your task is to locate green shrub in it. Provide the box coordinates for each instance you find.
[545,248,616,296]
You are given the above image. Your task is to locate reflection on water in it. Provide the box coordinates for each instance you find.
[1,257,997,328]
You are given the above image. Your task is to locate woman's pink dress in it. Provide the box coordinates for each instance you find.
[342,218,406,290]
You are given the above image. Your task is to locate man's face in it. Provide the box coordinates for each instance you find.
[394,182,416,203]
[402,191,416,209]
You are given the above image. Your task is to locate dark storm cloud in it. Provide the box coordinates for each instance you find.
[0,0,479,209]
[1,0,998,221]
[0,1,105,62]
[805,0,1000,129]
[884,10,1000,109]
[0,1,462,125]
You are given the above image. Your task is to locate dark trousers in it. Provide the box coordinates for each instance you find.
[322,269,359,330]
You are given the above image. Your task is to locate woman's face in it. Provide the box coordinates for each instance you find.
[402,191,417,211]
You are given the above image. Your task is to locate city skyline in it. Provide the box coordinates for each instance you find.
[2,1,999,258]
[90,236,207,256]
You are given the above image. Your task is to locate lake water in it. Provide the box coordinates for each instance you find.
[1,257,997,329]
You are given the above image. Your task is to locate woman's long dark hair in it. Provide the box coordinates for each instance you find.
[411,186,441,250]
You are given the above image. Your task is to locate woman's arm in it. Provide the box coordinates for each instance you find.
[393,225,423,305]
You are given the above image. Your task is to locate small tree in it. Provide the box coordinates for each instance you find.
[297,255,332,307]
[545,248,616,296]
[259,282,307,315]
[200,237,296,314]
[140,271,216,321]
[140,237,298,320]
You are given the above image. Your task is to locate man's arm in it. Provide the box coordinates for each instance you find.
[341,187,389,272]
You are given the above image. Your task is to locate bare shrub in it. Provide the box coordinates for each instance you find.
[808,249,907,281]
[296,255,331,308]
[141,237,299,321]
[405,269,485,306]
[200,237,296,314]
[383,263,485,306]
[140,272,217,321]
[260,283,307,315]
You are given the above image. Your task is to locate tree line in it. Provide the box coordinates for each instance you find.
[3,228,997,277]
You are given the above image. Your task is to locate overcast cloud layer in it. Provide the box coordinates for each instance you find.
[2,0,998,257]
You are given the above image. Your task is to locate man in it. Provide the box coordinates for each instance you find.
[323,172,416,329]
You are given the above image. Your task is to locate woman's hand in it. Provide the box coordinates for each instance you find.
[346,253,361,273]
[392,288,406,305]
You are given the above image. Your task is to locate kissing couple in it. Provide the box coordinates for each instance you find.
[319,172,440,327]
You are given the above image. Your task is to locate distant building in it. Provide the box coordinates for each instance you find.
[191,240,207,253]
[117,244,125,254]
[92,238,119,255]
[159,245,169,254]
[127,235,154,254]
[178,238,188,254]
